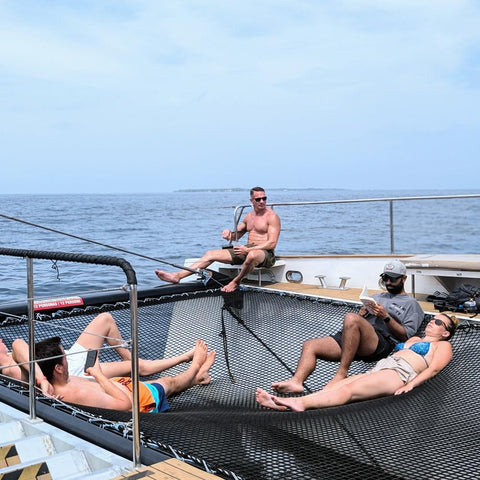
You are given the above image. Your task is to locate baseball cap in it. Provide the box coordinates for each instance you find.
[381,260,407,278]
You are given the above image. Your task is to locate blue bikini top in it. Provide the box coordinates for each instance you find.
[394,341,431,356]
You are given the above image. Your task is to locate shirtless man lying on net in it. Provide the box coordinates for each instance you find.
[0,312,196,396]
[35,338,215,413]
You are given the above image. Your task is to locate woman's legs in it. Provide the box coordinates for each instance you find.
[257,369,404,412]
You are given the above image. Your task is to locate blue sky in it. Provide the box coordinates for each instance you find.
[1,0,479,193]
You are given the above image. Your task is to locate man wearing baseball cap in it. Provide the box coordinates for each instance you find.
[272,259,424,394]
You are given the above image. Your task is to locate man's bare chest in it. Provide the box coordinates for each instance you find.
[246,216,270,234]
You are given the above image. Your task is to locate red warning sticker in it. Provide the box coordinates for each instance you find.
[34,297,84,311]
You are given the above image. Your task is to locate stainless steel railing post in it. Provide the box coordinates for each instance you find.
[232,205,247,243]
[389,200,394,254]
[128,284,141,468]
[26,257,37,420]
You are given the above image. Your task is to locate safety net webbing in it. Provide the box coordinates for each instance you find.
[1,287,479,480]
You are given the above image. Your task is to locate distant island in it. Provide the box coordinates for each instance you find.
[176,188,347,192]
[176,188,246,192]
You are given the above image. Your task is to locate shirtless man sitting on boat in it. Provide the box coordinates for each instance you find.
[155,186,281,293]
[0,312,196,395]
[272,260,424,393]
[35,337,215,413]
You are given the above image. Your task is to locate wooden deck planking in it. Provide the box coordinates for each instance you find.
[261,282,448,316]
[112,458,223,480]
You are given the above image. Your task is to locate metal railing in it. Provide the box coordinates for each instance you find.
[232,193,480,254]
[0,248,142,469]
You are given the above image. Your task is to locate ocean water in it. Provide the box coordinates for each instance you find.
[0,189,479,304]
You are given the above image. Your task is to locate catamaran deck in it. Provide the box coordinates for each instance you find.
[1,281,479,480]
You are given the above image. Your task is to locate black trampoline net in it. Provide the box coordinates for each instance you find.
[1,287,479,480]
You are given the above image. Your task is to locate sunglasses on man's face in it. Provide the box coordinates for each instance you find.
[381,274,402,282]
[253,196,267,203]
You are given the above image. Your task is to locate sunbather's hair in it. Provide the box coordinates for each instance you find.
[441,313,459,340]
[250,186,265,196]
[35,336,63,382]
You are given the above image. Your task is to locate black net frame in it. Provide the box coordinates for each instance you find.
[1,287,479,480]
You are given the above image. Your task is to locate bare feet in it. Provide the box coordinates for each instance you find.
[272,379,305,394]
[155,269,180,284]
[272,395,305,412]
[183,347,195,363]
[255,388,288,411]
[191,340,208,370]
[196,350,216,385]
[221,279,240,292]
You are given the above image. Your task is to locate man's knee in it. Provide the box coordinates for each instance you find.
[245,250,265,266]
[88,312,114,331]
[342,312,364,329]
[202,249,217,261]
[302,337,326,354]
[137,359,151,377]
[302,336,341,360]
[156,377,174,396]
[203,249,229,263]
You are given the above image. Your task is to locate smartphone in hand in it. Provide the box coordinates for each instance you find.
[84,349,98,372]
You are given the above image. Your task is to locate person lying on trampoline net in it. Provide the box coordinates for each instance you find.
[35,338,215,412]
[256,313,458,412]
[1,312,196,397]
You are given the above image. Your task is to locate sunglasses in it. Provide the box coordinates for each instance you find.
[253,196,267,203]
[433,318,448,329]
[380,274,402,282]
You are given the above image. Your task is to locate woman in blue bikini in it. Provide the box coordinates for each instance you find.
[256,313,458,412]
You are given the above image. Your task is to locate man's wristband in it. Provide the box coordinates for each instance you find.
[383,316,391,323]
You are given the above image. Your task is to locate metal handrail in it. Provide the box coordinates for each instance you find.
[0,248,142,469]
[232,193,480,254]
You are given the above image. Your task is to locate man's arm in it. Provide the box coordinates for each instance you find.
[383,298,424,341]
[395,342,453,394]
[60,379,132,410]
[80,362,132,410]
[401,300,425,338]
[367,303,408,342]
[11,339,54,394]
[222,220,248,242]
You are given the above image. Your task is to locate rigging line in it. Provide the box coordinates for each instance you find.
[0,212,224,287]
[222,303,308,389]
[333,417,384,471]
[0,311,24,321]
[220,306,236,383]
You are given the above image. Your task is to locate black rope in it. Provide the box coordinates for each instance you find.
[333,416,386,474]
[220,306,236,383]
[222,302,301,386]
[51,260,61,281]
